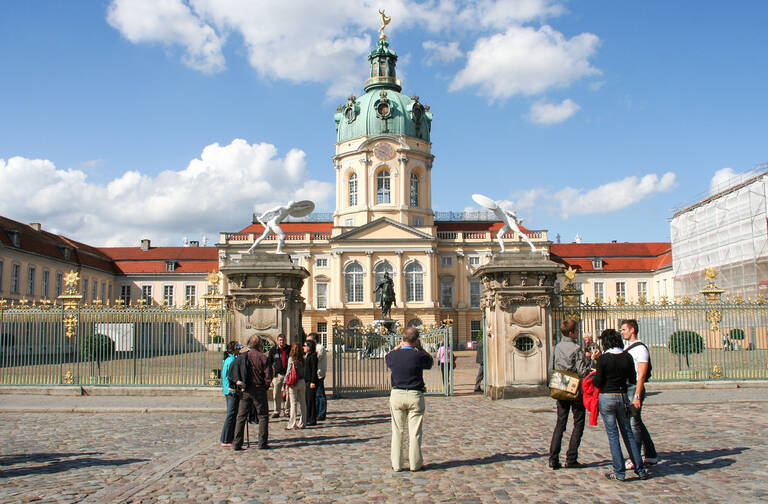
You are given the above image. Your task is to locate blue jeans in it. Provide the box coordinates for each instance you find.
[626,385,657,459]
[598,393,647,479]
[316,377,327,418]
[220,393,240,444]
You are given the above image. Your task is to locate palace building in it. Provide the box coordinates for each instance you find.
[217,33,549,347]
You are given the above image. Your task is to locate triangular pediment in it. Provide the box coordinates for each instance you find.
[332,217,433,242]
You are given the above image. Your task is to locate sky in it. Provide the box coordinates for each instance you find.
[1,0,766,247]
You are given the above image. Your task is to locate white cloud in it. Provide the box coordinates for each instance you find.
[106,0,571,97]
[107,0,226,73]
[527,98,579,125]
[556,173,677,219]
[0,140,333,246]
[423,40,463,65]
[450,24,600,99]
[709,167,760,195]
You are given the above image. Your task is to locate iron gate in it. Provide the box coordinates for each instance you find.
[331,325,454,398]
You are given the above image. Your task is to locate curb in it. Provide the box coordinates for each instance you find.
[0,386,221,397]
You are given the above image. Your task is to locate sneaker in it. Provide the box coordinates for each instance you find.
[564,461,585,469]
[220,443,232,447]
[548,460,562,470]
[638,471,651,480]
[625,459,635,470]
[604,472,625,481]
[644,457,658,465]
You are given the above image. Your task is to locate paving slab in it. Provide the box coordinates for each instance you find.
[1,389,767,503]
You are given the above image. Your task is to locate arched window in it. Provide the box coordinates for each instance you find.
[404,262,424,302]
[377,170,390,204]
[344,262,364,303]
[348,173,358,206]
[373,261,394,303]
[410,173,419,207]
[407,318,423,329]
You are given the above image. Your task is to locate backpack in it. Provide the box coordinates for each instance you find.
[625,341,652,381]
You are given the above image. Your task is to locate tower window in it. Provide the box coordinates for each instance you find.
[410,173,419,207]
[377,170,391,204]
[348,173,358,206]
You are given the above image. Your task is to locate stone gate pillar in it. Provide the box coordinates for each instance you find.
[473,251,562,399]
[220,253,309,346]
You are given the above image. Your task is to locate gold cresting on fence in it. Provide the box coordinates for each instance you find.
[553,267,768,382]
[0,270,231,386]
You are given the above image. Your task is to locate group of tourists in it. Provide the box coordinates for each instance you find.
[549,318,657,481]
[218,332,327,450]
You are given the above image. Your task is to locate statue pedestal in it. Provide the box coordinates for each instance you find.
[220,253,309,346]
[473,251,562,399]
[373,319,401,334]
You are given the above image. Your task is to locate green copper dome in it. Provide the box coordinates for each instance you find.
[335,39,432,143]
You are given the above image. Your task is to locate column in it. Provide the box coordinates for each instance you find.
[364,250,374,306]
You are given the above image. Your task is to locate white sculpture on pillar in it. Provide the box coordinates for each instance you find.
[471,194,536,253]
[248,200,315,254]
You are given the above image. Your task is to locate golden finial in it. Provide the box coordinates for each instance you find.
[378,9,391,40]
[704,267,717,282]
[564,266,577,285]
[207,271,222,286]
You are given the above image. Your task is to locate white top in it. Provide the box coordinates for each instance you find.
[624,339,650,380]
[316,343,327,379]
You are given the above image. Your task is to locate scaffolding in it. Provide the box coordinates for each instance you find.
[671,170,768,298]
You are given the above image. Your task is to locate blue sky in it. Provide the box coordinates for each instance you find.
[1,1,766,246]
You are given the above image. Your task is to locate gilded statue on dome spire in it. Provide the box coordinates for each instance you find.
[378,9,391,40]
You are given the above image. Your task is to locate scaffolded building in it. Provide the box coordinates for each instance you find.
[671,169,768,298]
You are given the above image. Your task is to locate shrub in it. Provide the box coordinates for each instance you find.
[729,328,746,340]
[212,336,224,344]
[668,330,704,369]
[82,333,115,361]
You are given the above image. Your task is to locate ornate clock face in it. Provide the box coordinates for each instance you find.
[373,143,395,161]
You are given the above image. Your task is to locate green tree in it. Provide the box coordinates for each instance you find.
[82,333,115,376]
[668,330,704,369]
[729,328,745,341]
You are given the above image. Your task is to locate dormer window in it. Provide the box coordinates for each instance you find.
[7,230,20,247]
[59,246,72,261]
[165,261,176,272]
[592,258,603,270]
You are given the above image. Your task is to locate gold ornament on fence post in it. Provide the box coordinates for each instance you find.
[560,266,583,321]
[203,271,225,343]
[700,267,725,331]
[58,271,82,339]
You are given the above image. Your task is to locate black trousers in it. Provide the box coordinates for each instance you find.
[474,365,483,391]
[233,386,269,449]
[305,384,317,425]
[549,397,586,464]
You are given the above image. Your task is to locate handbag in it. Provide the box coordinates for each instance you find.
[285,362,298,387]
[549,369,581,401]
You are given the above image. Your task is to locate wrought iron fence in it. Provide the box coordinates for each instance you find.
[331,323,454,398]
[0,271,231,387]
[553,267,768,381]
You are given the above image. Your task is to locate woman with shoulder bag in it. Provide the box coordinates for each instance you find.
[594,329,648,481]
[285,342,307,430]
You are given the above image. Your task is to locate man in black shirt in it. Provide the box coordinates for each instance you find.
[266,334,290,417]
[231,336,272,451]
[385,327,433,472]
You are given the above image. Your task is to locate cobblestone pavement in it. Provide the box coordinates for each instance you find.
[1,391,767,503]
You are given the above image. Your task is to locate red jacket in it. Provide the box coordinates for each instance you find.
[581,370,600,426]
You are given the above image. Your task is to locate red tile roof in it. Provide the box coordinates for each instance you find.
[0,215,118,274]
[238,222,334,234]
[550,242,672,272]
[98,246,218,275]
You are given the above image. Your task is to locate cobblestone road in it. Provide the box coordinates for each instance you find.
[1,390,766,503]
